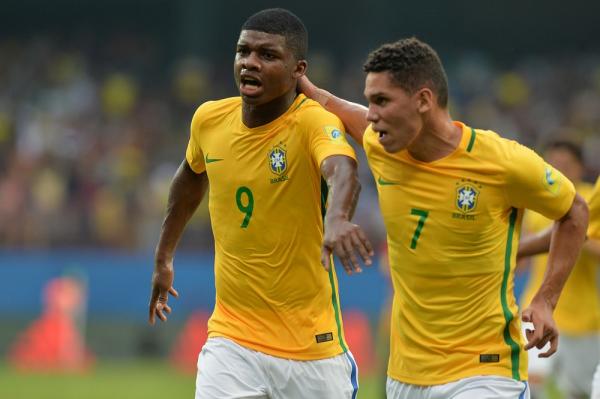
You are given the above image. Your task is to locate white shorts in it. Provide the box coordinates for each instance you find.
[386,375,530,399]
[553,334,600,397]
[592,362,600,399]
[522,323,600,396]
[195,337,359,399]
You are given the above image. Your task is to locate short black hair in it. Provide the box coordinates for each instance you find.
[363,37,449,107]
[241,8,308,60]
[545,140,584,164]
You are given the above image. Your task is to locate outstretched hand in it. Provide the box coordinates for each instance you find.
[521,298,559,358]
[148,259,179,325]
[322,216,374,274]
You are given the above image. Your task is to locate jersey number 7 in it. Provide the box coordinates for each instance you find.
[410,208,429,249]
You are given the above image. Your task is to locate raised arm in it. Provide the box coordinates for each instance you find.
[521,193,588,356]
[320,155,374,274]
[148,160,209,325]
[298,75,369,145]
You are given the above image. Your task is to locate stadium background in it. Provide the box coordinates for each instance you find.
[1,0,600,398]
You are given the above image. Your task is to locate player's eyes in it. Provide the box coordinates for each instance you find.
[375,97,388,106]
[262,52,276,60]
[236,47,250,55]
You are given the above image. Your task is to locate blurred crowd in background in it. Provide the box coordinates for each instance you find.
[2,33,600,251]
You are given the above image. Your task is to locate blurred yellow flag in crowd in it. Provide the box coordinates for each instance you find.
[101,73,138,117]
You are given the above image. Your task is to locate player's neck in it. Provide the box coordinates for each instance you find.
[242,90,298,128]
[407,111,461,163]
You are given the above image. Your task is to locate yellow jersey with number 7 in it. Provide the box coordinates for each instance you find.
[185,94,356,360]
[364,121,576,385]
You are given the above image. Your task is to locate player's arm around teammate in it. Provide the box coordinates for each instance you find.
[300,72,590,358]
[148,160,207,324]
[298,76,369,146]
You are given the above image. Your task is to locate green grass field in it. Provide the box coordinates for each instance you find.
[0,360,385,399]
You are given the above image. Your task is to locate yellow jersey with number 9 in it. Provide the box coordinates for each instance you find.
[185,94,356,360]
[364,121,576,385]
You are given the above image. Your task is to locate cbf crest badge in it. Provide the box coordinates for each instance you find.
[456,184,479,213]
[269,145,287,175]
[268,143,289,184]
[452,179,482,221]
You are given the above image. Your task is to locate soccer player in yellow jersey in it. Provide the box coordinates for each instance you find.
[521,175,600,399]
[519,141,599,399]
[147,9,373,399]
[299,37,589,398]
[591,178,600,399]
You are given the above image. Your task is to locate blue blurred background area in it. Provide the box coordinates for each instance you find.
[0,0,599,397]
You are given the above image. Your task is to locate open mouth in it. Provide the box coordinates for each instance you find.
[239,75,263,97]
[240,76,262,88]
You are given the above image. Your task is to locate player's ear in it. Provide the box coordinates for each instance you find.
[293,59,307,79]
[415,88,433,113]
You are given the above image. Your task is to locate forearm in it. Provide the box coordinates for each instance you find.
[583,237,600,258]
[533,194,589,308]
[299,77,368,144]
[321,156,360,222]
[155,160,208,263]
[517,226,552,258]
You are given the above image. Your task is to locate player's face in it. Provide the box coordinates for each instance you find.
[545,148,583,182]
[364,71,423,153]
[234,30,303,106]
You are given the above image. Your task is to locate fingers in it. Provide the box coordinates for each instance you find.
[523,312,544,351]
[539,333,558,358]
[332,240,351,274]
[148,285,178,325]
[352,230,374,266]
[325,225,375,275]
[356,228,375,258]
[148,286,159,325]
[524,323,545,351]
[341,236,361,273]
[523,321,558,355]
[155,302,167,322]
[297,75,314,92]
[332,236,360,275]
[321,246,332,271]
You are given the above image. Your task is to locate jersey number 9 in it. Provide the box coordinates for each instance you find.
[236,186,254,228]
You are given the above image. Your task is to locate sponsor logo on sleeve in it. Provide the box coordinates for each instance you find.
[324,126,348,144]
[543,165,561,195]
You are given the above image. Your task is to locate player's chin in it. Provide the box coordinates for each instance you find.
[240,93,263,104]
[381,139,405,154]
